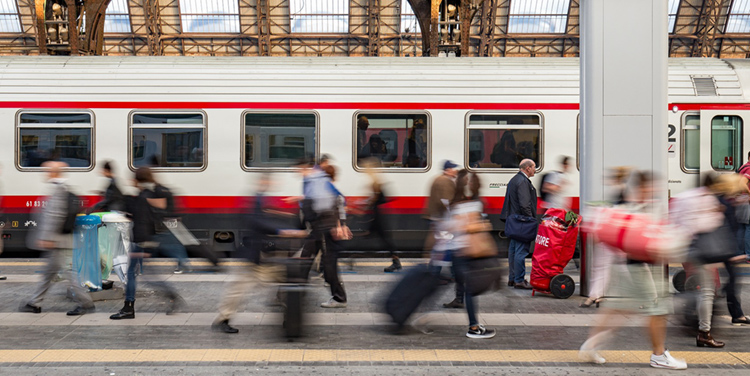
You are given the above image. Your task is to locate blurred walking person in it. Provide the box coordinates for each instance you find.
[579,172,687,370]
[361,158,401,272]
[110,167,183,320]
[447,170,496,339]
[87,161,125,213]
[297,159,349,308]
[213,174,307,333]
[19,161,95,316]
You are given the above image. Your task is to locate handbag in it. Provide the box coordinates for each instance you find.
[736,202,750,225]
[690,224,738,264]
[504,214,538,243]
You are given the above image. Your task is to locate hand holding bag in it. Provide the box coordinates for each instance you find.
[504,214,538,243]
[457,212,497,259]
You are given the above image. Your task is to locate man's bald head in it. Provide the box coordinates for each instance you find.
[42,161,68,180]
[519,159,536,177]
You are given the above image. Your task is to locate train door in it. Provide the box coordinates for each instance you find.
[698,110,750,175]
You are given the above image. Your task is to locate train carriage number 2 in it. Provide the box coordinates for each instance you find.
[25,201,46,208]
[668,124,676,143]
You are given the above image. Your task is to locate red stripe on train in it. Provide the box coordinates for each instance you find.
[1,195,580,215]
[0,101,747,111]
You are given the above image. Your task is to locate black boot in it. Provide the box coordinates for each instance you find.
[443,297,465,309]
[110,301,135,320]
[384,257,402,273]
[212,319,239,334]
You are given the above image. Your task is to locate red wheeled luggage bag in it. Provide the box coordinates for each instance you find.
[530,208,580,298]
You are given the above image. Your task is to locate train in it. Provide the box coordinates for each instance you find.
[0,56,749,254]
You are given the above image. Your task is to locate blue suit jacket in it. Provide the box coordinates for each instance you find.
[499,172,538,221]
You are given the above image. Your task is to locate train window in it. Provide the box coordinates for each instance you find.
[130,112,206,170]
[243,112,317,169]
[466,113,542,170]
[17,112,94,169]
[682,114,700,173]
[354,112,429,170]
[711,115,743,171]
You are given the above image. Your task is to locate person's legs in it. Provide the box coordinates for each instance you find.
[215,265,257,324]
[154,232,189,271]
[724,261,746,320]
[125,251,141,302]
[697,265,716,333]
[512,241,530,284]
[61,249,94,309]
[25,250,61,307]
[321,232,346,303]
[649,315,667,356]
[507,239,517,284]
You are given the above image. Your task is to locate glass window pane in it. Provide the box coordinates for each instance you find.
[508,0,570,34]
[468,114,541,169]
[355,113,428,169]
[132,128,204,168]
[727,0,750,33]
[133,113,203,124]
[683,114,700,171]
[290,0,349,33]
[400,0,420,33]
[180,0,240,33]
[244,113,317,168]
[0,0,22,33]
[20,113,91,124]
[711,115,743,170]
[668,0,680,33]
[19,128,92,168]
[104,0,131,33]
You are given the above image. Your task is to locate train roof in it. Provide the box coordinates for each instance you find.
[0,56,744,104]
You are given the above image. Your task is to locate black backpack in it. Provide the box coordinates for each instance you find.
[61,190,83,234]
[538,171,560,203]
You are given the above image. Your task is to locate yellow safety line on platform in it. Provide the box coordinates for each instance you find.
[0,349,748,364]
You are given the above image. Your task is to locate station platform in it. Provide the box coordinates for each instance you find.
[1,258,750,375]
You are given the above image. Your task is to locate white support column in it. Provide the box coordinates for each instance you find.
[579,0,668,296]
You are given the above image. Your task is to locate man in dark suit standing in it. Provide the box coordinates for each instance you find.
[500,159,537,289]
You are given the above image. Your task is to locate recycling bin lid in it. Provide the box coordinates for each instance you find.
[102,213,130,223]
[75,215,102,226]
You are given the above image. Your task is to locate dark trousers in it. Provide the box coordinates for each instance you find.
[725,260,745,319]
[301,229,347,303]
[371,211,398,258]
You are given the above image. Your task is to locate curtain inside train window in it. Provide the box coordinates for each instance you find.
[354,113,429,171]
[466,113,542,170]
[17,112,93,169]
[131,112,206,169]
[711,115,743,171]
[243,112,317,169]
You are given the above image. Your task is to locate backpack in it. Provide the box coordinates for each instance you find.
[61,190,83,234]
[538,172,559,203]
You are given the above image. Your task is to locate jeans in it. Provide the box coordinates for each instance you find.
[508,239,530,283]
[738,223,750,257]
[725,260,745,319]
[153,232,189,269]
[125,244,177,303]
[452,256,477,326]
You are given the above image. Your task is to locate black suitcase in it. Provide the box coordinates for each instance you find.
[385,264,440,327]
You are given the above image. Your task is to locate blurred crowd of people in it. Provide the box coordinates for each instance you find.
[7,151,750,371]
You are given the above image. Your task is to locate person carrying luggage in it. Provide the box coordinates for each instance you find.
[446,169,496,339]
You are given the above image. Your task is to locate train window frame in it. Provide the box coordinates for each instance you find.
[128,110,208,172]
[681,111,700,174]
[464,111,544,173]
[710,114,743,172]
[240,110,320,172]
[351,110,432,173]
[15,110,96,172]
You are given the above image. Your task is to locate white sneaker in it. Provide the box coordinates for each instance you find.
[650,350,687,370]
[466,324,496,339]
[320,298,346,308]
[578,349,606,364]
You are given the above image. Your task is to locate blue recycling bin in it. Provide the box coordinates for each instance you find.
[73,215,102,291]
